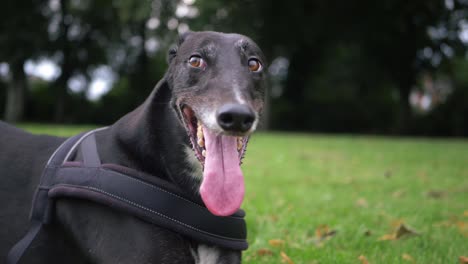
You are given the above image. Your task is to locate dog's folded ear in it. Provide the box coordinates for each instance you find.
[178,31,193,45]
[167,31,194,64]
[167,46,178,64]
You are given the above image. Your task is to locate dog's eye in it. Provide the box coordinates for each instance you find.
[248,58,262,72]
[188,56,206,69]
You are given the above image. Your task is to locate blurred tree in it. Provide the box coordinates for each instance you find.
[353,0,465,133]
[2,0,467,136]
[21,0,184,124]
[0,0,48,122]
[193,0,467,134]
[414,56,468,136]
[96,0,183,123]
[111,0,166,106]
[0,80,5,117]
[46,0,119,122]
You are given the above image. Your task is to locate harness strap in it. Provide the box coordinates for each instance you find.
[80,133,101,167]
[29,131,90,223]
[6,220,42,264]
[6,131,87,264]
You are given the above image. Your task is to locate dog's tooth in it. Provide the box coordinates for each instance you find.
[197,121,204,139]
[237,137,243,151]
[202,150,206,157]
[197,138,205,147]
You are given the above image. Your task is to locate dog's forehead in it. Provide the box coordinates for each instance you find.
[179,32,262,56]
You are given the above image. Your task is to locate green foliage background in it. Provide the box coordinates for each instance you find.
[1,0,468,136]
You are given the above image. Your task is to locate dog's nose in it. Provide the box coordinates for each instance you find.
[217,104,255,132]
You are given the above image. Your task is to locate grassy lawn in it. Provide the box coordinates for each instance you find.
[19,123,98,137]
[22,124,468,263]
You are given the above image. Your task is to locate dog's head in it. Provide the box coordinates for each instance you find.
[166,31,266,216]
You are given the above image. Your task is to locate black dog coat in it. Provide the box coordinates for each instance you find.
[7,128,247,264]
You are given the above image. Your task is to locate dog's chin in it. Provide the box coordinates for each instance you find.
[179,105,249,169]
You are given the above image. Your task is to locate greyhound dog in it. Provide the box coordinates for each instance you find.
[0,31,266,263]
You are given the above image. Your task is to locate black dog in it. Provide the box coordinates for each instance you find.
[0,31,266,263]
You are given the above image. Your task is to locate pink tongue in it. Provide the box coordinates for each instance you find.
[200,127,245,216]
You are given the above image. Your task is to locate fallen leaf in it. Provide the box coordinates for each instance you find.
[464,211,468,217]
[378,233,396,241]
[269,215,279,222]
[384,170,393,178]
[363,229,372,236]
[310,225,337,246]
[256,248,273,256]
[315,225,337,240]
[358,255,370,264]
[391,219,405,228]
[395,224,420,239]
[456,221,468,236]
[280,251,294,264]
[379,223,420,241]
[392,189,406,198]
[433,220,452,227]
[402,253,415,262]
[433,215,468,237]
[460,256,468,263]
[426,190,446,199]
[356,198,368,208]
[269,239,285,247]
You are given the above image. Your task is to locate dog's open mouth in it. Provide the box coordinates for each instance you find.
[182,107,249,166]
[181,106,249,216]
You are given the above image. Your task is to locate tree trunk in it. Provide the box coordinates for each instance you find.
[259,80,271,130]
[4,62,27,123]
[128,20,150,100]
[53,0,71,123]
[53,75,69,123]
[282,45,314,130]
[395,78,413,135]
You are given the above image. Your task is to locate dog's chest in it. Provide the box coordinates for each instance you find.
[184,146,204,180]
[190,244,223,264]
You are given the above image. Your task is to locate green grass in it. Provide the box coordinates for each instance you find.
[19,123,98,137]
[22,124,468,263]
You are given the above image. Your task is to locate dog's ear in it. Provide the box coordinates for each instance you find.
[167,46,178,64]
[178,30,193,45]
[167,31,194,64]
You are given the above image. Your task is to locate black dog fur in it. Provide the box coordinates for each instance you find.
[0,31,266,263]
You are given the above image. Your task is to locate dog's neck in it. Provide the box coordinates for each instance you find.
[97,78,202,200]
